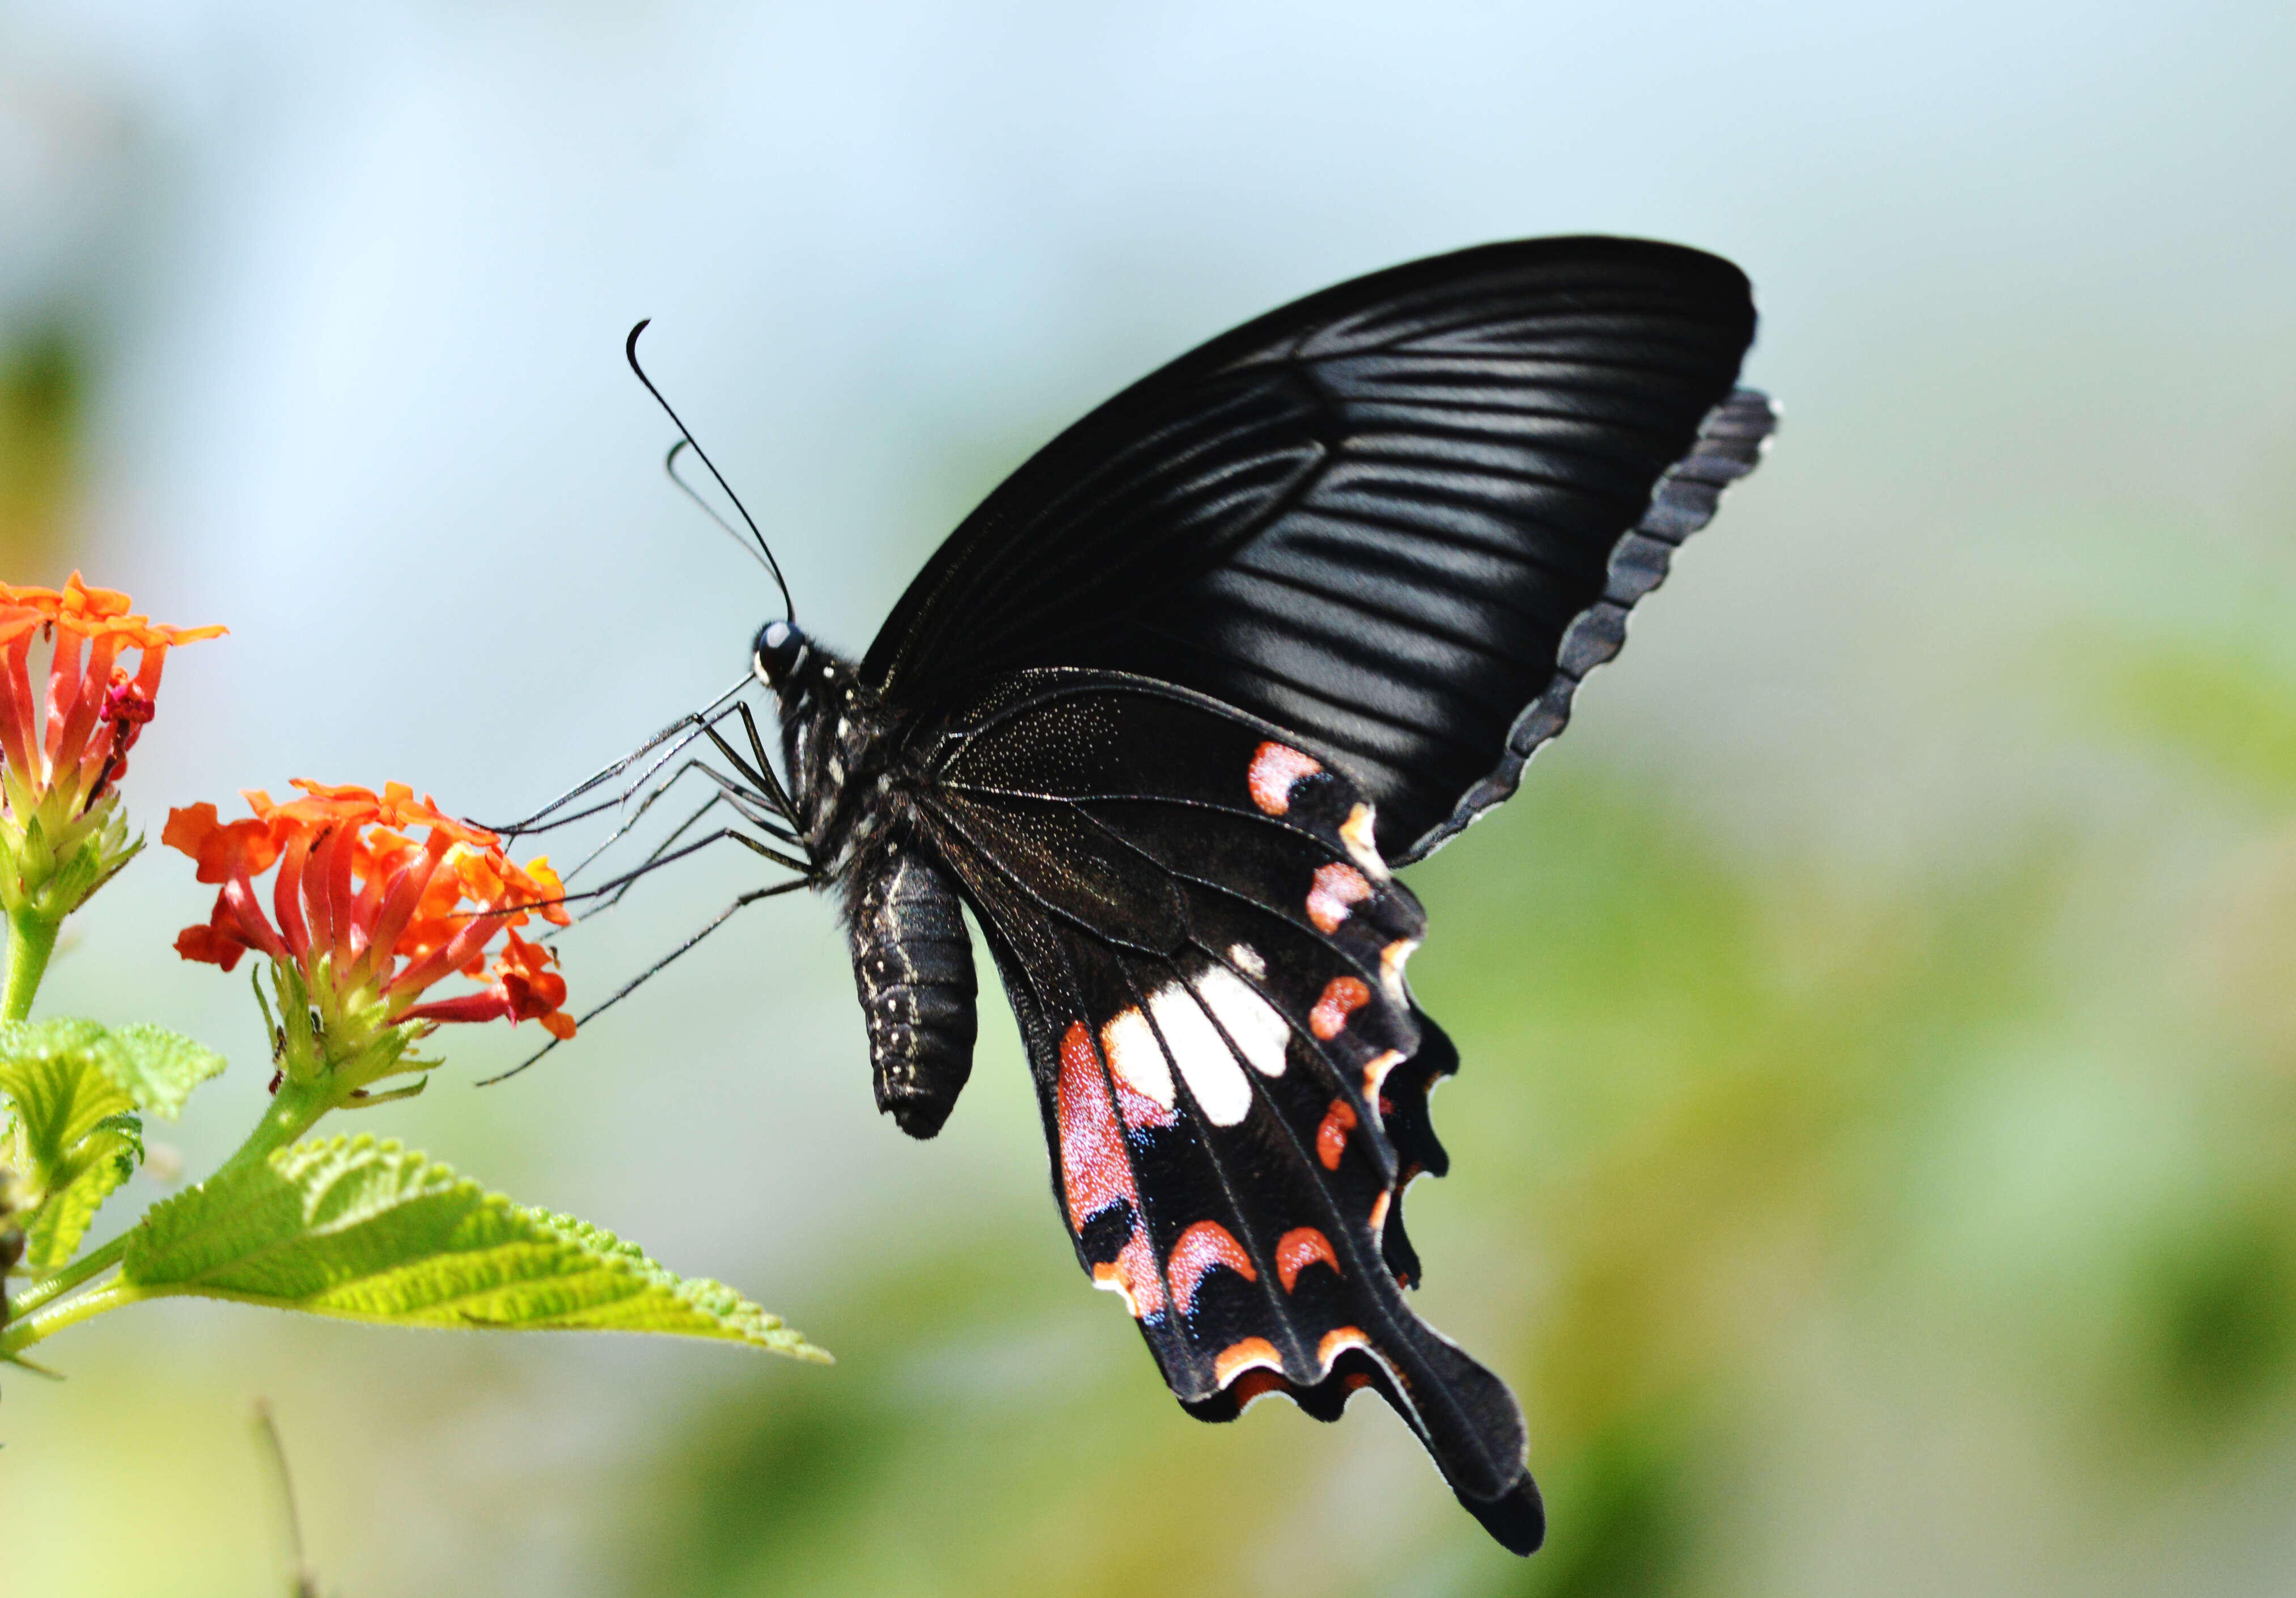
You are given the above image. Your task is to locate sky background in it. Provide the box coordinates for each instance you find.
[4,3,2295,1594]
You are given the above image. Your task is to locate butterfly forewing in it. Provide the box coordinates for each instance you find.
[863,236,1773,864]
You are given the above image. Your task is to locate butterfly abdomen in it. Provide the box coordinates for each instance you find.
[844,828,978,1139]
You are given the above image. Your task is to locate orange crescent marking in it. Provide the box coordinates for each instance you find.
[1361,1049,1404,1100]
[1247,742,1323,815]
[1168,1219,1257,1317]
[1379,937,1418,1000]
[1315,1098,1358,1170]
[1339,803,1386,877]
[1368,1189,1391,1233]
[1309,976,1371,1040]
[1276,1227,1340,1292]
[1316,1325,1371,1372]
[1214,1336,1284,1386]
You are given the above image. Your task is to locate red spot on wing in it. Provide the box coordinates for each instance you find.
[1115,1080,1175,1131]
[1214,1336,1283,1385]
[1315,1098,1358,1170]
[1060,1023,1168,1318]
[1276,1227,1340,1292]
[1169,1219,1257,1316]
[1306,862,1373,933]
[1247,742,1321,815]
[1316,1326,1371,1371]
[1056,1022,1137,1228]
[1092,1229,1167,1319]
[1309,976,1371,1040]
[1368,1189,1391,1233]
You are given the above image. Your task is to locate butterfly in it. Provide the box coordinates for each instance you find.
[532,236,1773,1554]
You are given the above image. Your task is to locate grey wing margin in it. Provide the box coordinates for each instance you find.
[1393,387,1780,866]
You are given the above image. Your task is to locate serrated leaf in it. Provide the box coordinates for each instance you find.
[96,1024,228,1120]
[121,1135,827,1358]
[0,1028,146,1268]
[0,1018,226,1121]
[19,1115,140,1269]
[0,1028,133,1162]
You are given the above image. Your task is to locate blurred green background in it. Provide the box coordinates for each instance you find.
[5,3,2295,1593]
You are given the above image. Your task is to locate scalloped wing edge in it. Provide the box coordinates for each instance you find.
[1395,388,1780,865]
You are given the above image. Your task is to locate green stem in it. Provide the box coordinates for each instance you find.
[2,908,60,1021]
[1,1079,335,1355]
[0,1279,139,1358]
[210,1076,336,1185]
[7,1231,126,1320]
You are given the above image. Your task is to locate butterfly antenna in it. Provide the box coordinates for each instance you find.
[666,441,772,573]
[624,319,795,622]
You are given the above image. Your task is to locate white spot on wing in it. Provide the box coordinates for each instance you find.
[1100,1007,1174,1109]
[1228,942,1265,979]
[1149,983,1251,1126]
[1195,965,1290,1079]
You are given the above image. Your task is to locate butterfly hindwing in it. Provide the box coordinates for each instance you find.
[908,671,1543,1548]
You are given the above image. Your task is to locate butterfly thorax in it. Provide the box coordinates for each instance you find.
[752,619,979,1138]
[752,620,908,872]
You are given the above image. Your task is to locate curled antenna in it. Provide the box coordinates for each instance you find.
[624,319,795,621]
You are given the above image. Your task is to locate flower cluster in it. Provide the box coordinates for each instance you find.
[166,781,574,1101]
[0,573,223,926]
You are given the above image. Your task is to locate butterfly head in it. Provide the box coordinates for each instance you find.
[752,619,811,690]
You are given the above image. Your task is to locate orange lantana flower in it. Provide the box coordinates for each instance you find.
[167,781,574,1097]
[0,573,224,924]
[0,572,223,825]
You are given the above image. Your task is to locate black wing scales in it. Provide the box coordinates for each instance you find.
[865,236,1773,864]
[912,672,1544,1550]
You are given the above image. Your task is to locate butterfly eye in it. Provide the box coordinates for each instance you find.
[752,619,804,685]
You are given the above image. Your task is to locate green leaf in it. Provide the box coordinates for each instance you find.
[121,1135,828,1358]
[18,1115,140,1270]
[96,1024,229,1120]
[0,1026,145,1268]
[0,1017,226,1122]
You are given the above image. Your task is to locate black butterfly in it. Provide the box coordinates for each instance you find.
[522,236,1773,1554]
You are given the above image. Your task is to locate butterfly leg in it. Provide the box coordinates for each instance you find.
[477,873,815,1085]
[704,701,799,827]
[478,676,766,838]
[556,759,803,903]
[553,826,816,916]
